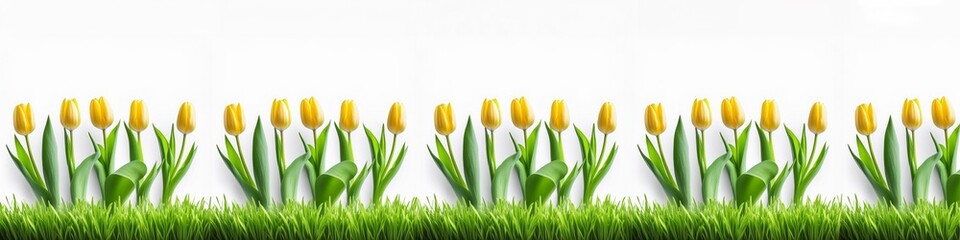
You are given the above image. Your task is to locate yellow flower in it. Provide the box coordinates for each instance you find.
[177,102,195,134]
[481,98,501,130]
[645,103,665,136]
[598,102,617,134]
[340,100,360,133]
[510,97,535,130]
[129,100,149,133]
[90,96,114,130]
[434,103,456,136]
[760,100,780,132]
[933,96,955,130]
[902,98,921,131]
[691,98,711,131]
[13,103,34,136]
[808,102,827,134]
[721,97,745,130]
[300,97,324,130]
[387,102,405,134]
[60,98,81,131]
[224,103,245,136]
[271,99,291,131]
[550,99,570,132]
[855,103,876,136]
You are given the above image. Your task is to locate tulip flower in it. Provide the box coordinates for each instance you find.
[340,100,360,133]
[129,100,149,133]
[387,102,405,135]
[691,99,711,131]
[760,100,780,133]
[855,103,876,136]
[809,102,827,134]
[177,102,195,135]
[13,103,34,136]
[60,99,80,131]
[271,99,291,178]
[90,96,114,130]
[300,97,324,130]
[721,97,745,130]
[645,103,665,136]
[511,97,534,131]
[598,102,616,134]
[933,96,955,130]
[902,99,921,131]
[434,103,456,136]
[481,98,501,130]
[550,100,569,133]
[224,104,245,136]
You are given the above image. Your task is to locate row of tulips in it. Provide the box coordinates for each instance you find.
[6,96,959,207]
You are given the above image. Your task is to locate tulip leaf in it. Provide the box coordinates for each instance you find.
[138,163,160,202]
[428,145,471,201]
[123,123,143,162]
[492,153,520,202]
[462,118,482,205]
[281,151,313,202]
[702,152,732,202]
[945,173,960,205]
[735,160,778,205]
[912,152,943,203]
[40,118,60,206]
[104,160,147,205]
[347,162,370,204]
[848,145,892,203]
[335,124,354,162]
[251,118,271,206]
[315,161,357,206]
[756,123,775,162]
[70,150,102,202]
[217,144,259,200]
[881,117,902,206]
[672,118,692,207]
[546,126,564,162]
[523,160,567,205]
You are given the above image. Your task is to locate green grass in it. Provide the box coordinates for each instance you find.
[0,198,959,239]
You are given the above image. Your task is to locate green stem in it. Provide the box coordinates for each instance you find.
[66,130,75,179]
[23,135,42,181]
[275,129,286,179]
[102,129,109,170]
[486,129,496,180]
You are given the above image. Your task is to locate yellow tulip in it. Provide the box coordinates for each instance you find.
[300,97,324,130]
[271,99,291,131]
[855,103,876,135]
[598,102,616,134]
[760,100,780,132]
[387,102,405,134]
[340,100,360,133]
[129,100,149,133]
[721,97,745,130]
[691,98,711,130]
[481,98,501,130]
[224,103,245,136]
[13,103,34,136]
[645,103,665,136]
[933,96,955,130]
[510,97,535,130]
[550,99,570,132]
[902,98,921,131]
[434,103,456,136]
[177,102,195,134]
[60,98,81,131]
[808,102,827,134]
[90,96,114,130]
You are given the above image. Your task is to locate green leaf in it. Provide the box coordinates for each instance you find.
[546,126,563,162]
[735,160,778,205]
[427,146,471,201]
[40,118,60,206]
[315,161,357,206]
[912,152,943,203]
[756,123,775,162]
[558,161,582,202]
[735,123,753,169]
[217,144,258,199]
[104,124,121,171]
[492,153,520,202]
[672,118,692,207]
[462,118,482,205]
[335,124,354,162]
[702,152,732,202]
[104,161,147,205]
[946,173,960,205]
[281,152,312,202]
[523,161,568,205]
[314,124,331,171]
[251,118,272,206]
[138,163,160,202]
[848,145,891,202]
[70,151,101,202]
[124,123,143,162]
[881,117,902,206]
[348,163,370,204]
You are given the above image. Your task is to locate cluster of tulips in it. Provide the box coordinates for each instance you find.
[9,97,196,206]
[8,96,960,207]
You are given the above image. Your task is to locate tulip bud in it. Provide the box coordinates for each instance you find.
[721,97,745,130]
[90,96,114,130]
[855,103,876,135]
[645,103,665,136]
[434,103,456,136]
[129,100,149,133]
[224,103,245,136]
[300,97,324,130]
[691,98,711,131]
[271,99,291,131]
[760,100,780,132]
[598,102,617,134]
[933,96,955,130]
[808,102,827,134]
[60,98,81,131]
[340,100,360,133]
[481,98,501,130]
[177,102,195,134]
[13,103,34,136]
[387,102,405,134]
[902,98,921,131]
[550,100,570,132]
[511,97,535,130]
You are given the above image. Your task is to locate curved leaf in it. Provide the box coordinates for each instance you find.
[735,161,778,205]
[946,173,960,205]
[523,161,568,205]
[251,118,271,206]
[462,118,482,204]
[104,161,147,205]
[315,161,357,206]
[40,118,60,206]
[672,118,692,206]
[882,117,902,206]
[701,152,731,202]
[912,152,943,203]
[281,152,313,202]
[492,153,520,202]
[70,151,102,202]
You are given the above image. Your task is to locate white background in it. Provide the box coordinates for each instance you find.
[1,0,959,205]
